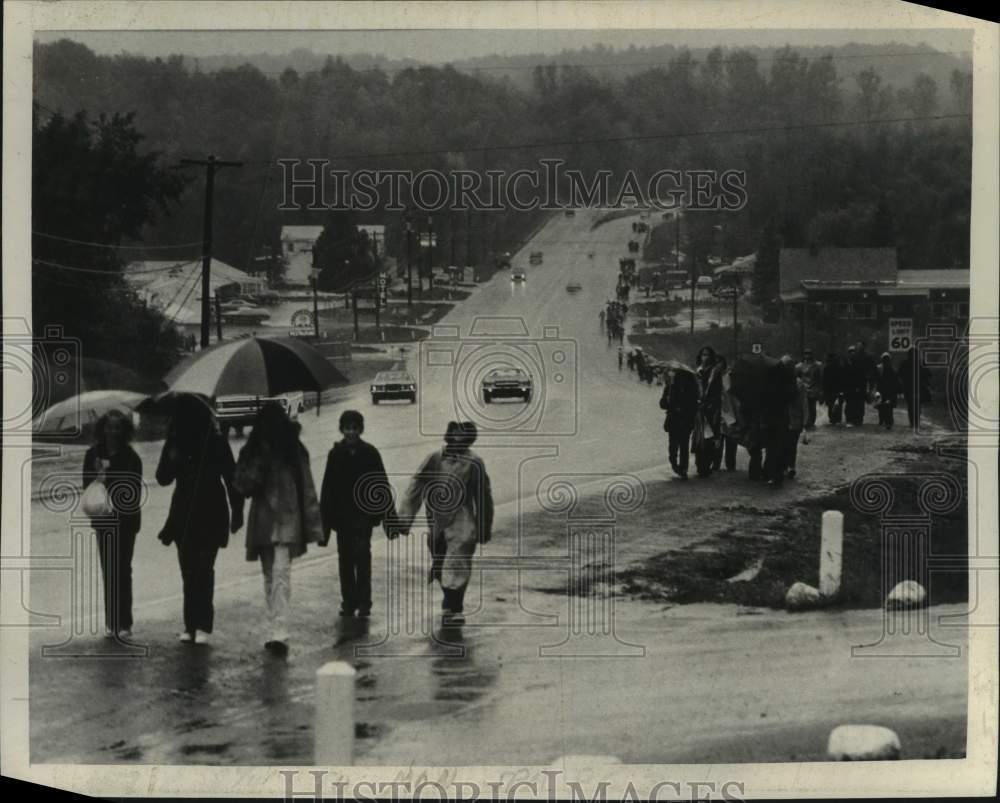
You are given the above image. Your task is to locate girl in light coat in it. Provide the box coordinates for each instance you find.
[233,402,324,655]
[397,421,494,625]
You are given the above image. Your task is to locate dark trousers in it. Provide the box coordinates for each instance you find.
[668,425,692,476]
[827,395,844,425]
[763,428,788,482]
[176,540,220,635]
[336,524,373,613]
[845,390,866,424]
[95,526,137,632]
[785,429,802,472]
[748,446,764,480]
[904,394,920,428]
[442,586,467,614]
[718,435,737,471]
[806,397,818,429]
[877,401,895,428]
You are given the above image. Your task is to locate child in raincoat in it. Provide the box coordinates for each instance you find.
[396,421,494,625]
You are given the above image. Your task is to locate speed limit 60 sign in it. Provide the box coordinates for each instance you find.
[889,318,913,353]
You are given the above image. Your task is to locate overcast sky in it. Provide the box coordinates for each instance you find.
[34,29,972,63]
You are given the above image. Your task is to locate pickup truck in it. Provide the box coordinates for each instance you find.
[215,391,305,437]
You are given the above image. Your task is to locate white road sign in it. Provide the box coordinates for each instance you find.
[889,318,913,353]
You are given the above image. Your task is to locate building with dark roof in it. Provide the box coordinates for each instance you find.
[779,247,969,324]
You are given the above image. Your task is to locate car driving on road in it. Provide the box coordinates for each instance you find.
[482,367,533,403]
[511,267,526,282]
[371,370,417,404]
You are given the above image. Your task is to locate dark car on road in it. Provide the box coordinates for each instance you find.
[371,370,417,404]
[482,367,533,403]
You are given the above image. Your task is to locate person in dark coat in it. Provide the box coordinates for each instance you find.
[761,356,798,486]
[660,367,698,479]
[899,347,932,430]
[843,344,869,426]
[319,410,394,618]
[873,352,903,429]
[693,346,724,477]
[82,410,144,640]
[795,348,823,430]
[822,352,845,426]
[156,395,244,645]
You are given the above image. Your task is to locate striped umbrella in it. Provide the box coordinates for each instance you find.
[33,390,146,434]
[162,336,346,398]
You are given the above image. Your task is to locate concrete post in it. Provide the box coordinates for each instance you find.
[314,662,356,765]
[819,510,844,598]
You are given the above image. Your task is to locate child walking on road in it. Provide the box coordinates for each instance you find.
[234,402,324,655]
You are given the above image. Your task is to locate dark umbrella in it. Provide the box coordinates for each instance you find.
[162,336,346,398]
[136,390,215,417]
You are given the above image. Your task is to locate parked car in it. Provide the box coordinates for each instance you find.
[565,282,582,293]
[529,251,543,265]
[482,367,533,403]
[371,370,417,404]
[696,275,714,289]
[564,210,576,217]
[215,391,304,437]
[511,268,527,282]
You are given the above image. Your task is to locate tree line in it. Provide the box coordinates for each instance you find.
[32,39,971,374]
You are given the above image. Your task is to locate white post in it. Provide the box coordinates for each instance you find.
[819,511,844,598]
[314,661,356,765]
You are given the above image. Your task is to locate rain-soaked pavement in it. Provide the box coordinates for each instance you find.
[24,211,968,765]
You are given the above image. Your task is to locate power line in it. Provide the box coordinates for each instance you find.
[241,111,970,166]
[32,257,202,274]
[33,230,205,250]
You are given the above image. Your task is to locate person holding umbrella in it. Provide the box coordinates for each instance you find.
[233,403,324,655]
[81,410,144,640]
[396,421,494,625]
[156,394,244,645]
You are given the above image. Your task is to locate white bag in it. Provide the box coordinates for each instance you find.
[81,475,113,517]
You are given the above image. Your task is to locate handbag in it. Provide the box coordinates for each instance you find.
[82,472,113,517]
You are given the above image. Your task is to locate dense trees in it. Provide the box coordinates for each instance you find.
[33,39,972,296]
[32,108,187,377]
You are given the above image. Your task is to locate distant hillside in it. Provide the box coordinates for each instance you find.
[182,40,971,98]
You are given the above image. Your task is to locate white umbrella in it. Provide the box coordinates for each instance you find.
[33,390,146,434]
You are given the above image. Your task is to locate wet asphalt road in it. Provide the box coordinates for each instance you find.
[26,210,677,763]
[24,210,968,765]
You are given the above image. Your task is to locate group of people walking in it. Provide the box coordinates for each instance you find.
[653,343,930,488]
[602,300,628,344]
[82,401,494,654]
[820,344,931,430]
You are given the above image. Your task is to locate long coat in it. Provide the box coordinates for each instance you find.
[398,448,494,592]
[233,442,323,561]
[82,445,143,536]
[155,431,243,548]
[319,439,392,534]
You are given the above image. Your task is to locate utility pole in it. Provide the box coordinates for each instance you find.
[732,282,740,360]
[214,294,223,342]
[465,207,472,274]
[373,274,381,332]
[426,215,434,294]
[405,214,413,310]
[179,155,243,348]
[351,290,359,341]
[450,217,457,268]
[311,274,320,340]
[343,260,351,309]
[689,246,697,335]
